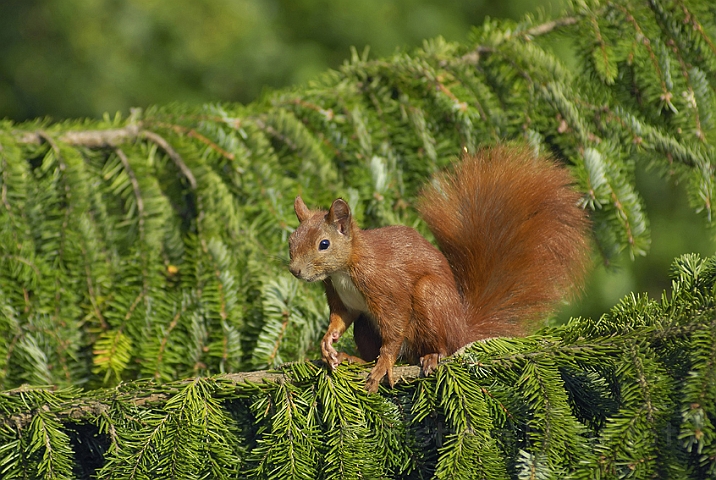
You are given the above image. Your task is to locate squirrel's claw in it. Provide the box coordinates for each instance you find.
[420,353,442,376]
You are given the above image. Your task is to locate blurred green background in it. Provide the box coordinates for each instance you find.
[0,0,552,120]
[0,0,714,321]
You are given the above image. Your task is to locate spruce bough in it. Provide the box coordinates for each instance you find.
[1,0,716,477]
[1,253,715,478]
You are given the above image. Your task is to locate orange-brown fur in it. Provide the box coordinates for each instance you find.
[288,145,590,392]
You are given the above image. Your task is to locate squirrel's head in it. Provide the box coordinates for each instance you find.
[288,196,354,282]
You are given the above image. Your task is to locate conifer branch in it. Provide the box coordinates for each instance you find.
[153,309,183,381]
[615,3,673,107]
[114,147,145,241]
[177,124,238,161]
[15,125,198,189]
[462,16,579,62]
[17,125,142,148]
[139,130,197,189]
[81,249,109,331]
[1,2,715,475]
[522,15,579,37]
[0,364,422,430]
[0,146,11,214]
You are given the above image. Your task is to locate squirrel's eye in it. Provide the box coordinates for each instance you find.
[319,239,330,250]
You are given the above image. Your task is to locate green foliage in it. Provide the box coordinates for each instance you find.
[1,0,715,390]
[96,378,242,479]
[0,253,715,478]
[0,0,716,476]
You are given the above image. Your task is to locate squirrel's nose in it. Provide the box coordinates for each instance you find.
[289,265,301,278]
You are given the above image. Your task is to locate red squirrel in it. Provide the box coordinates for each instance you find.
[288,145,590,392]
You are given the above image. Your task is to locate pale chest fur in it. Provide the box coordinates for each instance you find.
[330,270,370,314]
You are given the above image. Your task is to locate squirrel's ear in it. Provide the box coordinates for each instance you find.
[294,196,311,222]
[328,198,352,235]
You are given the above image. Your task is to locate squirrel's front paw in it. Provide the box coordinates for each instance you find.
[321,337,339,370]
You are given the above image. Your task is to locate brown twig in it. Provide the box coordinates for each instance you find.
[15,125,197,190]
[139,130,197,190]
[523,16,579,37]
[462,16,579,63]
[17,125,142,148]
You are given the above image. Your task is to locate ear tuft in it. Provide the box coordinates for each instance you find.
[327,198,352,235]
[294,196,311,222]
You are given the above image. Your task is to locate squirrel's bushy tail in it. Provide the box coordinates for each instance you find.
[418,145,591,339]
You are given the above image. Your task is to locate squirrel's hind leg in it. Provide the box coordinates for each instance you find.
[409,274,465,374]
